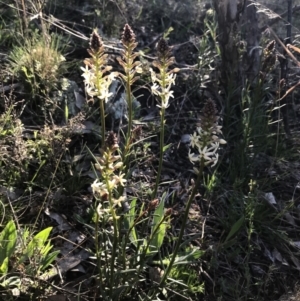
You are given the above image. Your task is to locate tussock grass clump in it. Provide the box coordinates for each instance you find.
[6,31,68,124]
[8,33,66,97]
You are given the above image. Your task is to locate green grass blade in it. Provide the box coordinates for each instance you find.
[225,216,245,242]
[0,220,17,265]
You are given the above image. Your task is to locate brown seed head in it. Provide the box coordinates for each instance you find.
[157,38,170,57]
[132,125,143,140]
[105,131,119,151]
[279,78,286,90]
[262,53,277,72]
[90,30,103,52]
[101,192,108,202]
[265,40,275,55]
[148,199,159,211]
[165,208,173,217]
[122,24,136,45]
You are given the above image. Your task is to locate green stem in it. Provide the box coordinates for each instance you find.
[94,55,106,147]
[103,161,119,296]
[152,56,168,199]
[159,158,204,286]
[117,53,134,273]
[152,105,166,199]
[126,74,133,143]
[95,205,106,298]
[118,48,134,216]
[100,97,106,148]
[123,49,134,171]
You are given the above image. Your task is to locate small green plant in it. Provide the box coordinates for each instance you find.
[0,220,59,294]
[168,264,205,296]
[0,104,28,187]
[0,221,17,276]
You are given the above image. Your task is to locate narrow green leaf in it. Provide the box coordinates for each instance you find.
[24,227,53,258]
[172,249,205,265]
[127,198,137,227]
[124,198,138,246]
[40,250,60,270]
[151,248,205,266]
[162,143,172,152]
[65,103,69,123]
[0,220,17,264]
[40,241,53,256]
[149,200,168,254]
[225,216,245,242]
[152,199,164,232]
[0,257,9,274]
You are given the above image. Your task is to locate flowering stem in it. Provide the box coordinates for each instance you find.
[159,157,205,286]
[118,24,139,173]
[82,31,114,149]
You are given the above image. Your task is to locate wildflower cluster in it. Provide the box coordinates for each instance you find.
[117,24,141,85]
[151,38,178,197]
[81,30,116,102]
[81,30,117,145]
[117,24,141,155]
[150,38,177,109]
[91,132,126,223]
[188,99,226,173]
